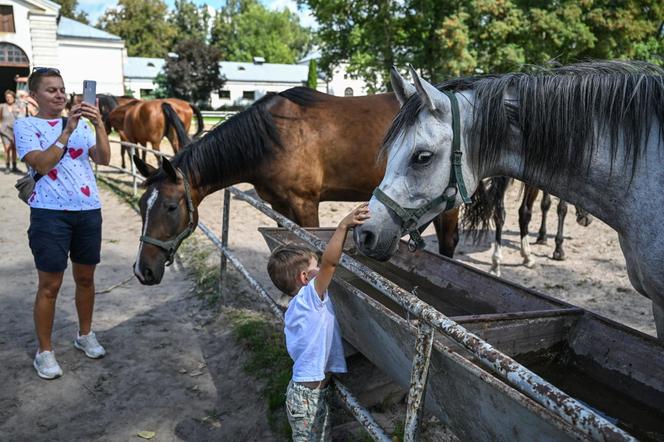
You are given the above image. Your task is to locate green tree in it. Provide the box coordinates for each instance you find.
[304,0,664,90]
[160,39,224,105]
[169,0,210,44]
[53,0,89,24]
[98,0,176,57]
[307,59,318,88]
[210,0,312,63]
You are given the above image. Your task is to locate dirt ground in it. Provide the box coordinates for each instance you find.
[1,130,656,440]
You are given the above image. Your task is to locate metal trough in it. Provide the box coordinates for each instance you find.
[260,227,664,442]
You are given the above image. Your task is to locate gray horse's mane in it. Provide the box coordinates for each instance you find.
[383,61,664,182]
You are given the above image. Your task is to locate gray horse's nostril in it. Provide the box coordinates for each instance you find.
[360,230,377,250]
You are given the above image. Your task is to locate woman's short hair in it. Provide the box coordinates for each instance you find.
[4,90,15,98]
[28,68,63,92]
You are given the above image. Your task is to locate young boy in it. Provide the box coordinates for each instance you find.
[267,203,370,441]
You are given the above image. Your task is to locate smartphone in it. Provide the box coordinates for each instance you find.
[82,80,96,105]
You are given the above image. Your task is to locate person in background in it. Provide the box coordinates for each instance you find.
[17,89,38,116]
[0,90,26,173]
[14,67,111,380]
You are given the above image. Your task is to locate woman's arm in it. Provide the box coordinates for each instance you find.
[83,102,110,166]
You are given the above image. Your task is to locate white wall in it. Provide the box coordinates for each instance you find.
[211,80,327,108]
[0,1,35,63]
[58,38,124,95]
[326,62,369,97]
[125,78,157,99]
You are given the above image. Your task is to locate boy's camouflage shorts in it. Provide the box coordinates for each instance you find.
[285,380,331,441]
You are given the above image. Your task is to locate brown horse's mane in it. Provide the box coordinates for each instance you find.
[146,87,325,188]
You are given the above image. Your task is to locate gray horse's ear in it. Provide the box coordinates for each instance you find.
[161,157,178,182]
[133,155,157,178]
[409,65,449,113]
[390,66,416,107]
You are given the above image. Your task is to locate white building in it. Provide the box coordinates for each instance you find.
[0,0,125,100]
[125,56,329,107]
[298,50,370,97]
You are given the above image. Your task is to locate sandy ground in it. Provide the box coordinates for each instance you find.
[2,128,656,440]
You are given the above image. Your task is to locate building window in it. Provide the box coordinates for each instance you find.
[0,43,28,67]
[344,87,354,97]
[219,90,231,99]
[242,90,255,100]
[0,6,15,33]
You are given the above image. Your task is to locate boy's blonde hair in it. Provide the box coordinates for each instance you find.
[267,244,318,295]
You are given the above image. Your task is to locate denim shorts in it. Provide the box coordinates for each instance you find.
[28,208,102,273]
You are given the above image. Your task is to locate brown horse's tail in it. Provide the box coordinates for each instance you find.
[189,103,204,139]
[162,102,192,150]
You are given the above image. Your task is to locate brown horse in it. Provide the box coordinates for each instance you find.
[130,87,461,284]
[109,98,204,168]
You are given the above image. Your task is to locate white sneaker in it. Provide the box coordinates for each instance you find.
[74,331,106,359]
[33,351,63,380]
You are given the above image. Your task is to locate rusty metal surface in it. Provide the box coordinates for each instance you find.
[219,189,231,297]
[404,322,434,441]
[334,380,393,442]
[237,188,636,442]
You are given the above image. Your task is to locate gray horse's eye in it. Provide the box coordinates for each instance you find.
[412,150,433,165]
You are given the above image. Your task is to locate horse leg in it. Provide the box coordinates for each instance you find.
[518,186,538,268]
[536,192,552,244]
[489,189,506,277]
[289,198,320,228]
[432,208,459,258]
[553,200,568,261]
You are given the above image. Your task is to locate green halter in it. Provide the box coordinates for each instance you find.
[140,168,196,266]
[373,91,471,251]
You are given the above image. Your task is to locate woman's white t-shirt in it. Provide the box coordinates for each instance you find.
[284,279,348,382]
[14,116,100,210]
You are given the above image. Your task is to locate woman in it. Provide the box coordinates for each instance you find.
[14,68,111,379]
[1,90,26,172]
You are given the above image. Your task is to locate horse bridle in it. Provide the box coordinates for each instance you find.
[140,168,196,266]
[372,91,471,251]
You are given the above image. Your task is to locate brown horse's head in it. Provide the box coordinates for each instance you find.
[133,155,199,285]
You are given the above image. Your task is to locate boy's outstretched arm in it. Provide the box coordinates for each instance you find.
[314,203,370,298]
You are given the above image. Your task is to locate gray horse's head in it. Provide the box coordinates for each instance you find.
[354,67,478,260]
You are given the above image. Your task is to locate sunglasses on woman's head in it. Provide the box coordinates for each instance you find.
[32,67,60,74]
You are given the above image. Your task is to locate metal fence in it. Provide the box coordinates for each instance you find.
[100,139,636,442]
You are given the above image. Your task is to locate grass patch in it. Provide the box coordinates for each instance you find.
[229,310,292,439]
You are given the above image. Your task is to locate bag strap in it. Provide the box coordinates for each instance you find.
[33,117,69,182]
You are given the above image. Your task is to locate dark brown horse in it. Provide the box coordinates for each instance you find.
[109,98,204,168]
[466,178,593,276]
[131,88,461,284]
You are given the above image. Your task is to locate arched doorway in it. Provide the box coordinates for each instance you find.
[0,42,29,103]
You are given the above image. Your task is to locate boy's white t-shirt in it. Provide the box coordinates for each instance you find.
[14,116,100,210]
[284,279,347,382]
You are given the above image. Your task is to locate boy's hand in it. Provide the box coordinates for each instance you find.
[339,202,370,230]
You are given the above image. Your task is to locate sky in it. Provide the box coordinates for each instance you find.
[77,0,318,29]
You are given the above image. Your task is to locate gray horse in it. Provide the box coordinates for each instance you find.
[354,61,664,338]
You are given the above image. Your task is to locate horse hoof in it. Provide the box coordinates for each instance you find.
[535,237,548,245]
[489,268,501,278]
[524,258,536,268]
[553,251,566,261]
